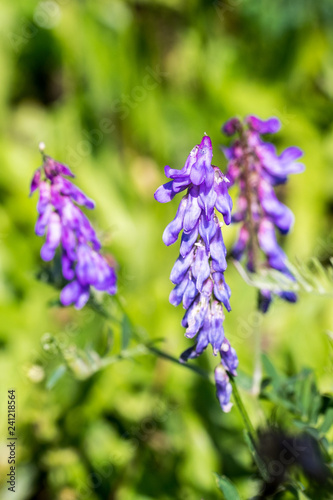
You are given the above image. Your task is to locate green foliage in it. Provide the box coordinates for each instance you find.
[0,0,333,499]
[215,473,241,500]
[233,256,333,297]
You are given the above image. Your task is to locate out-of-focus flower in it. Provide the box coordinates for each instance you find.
[154,136,238,411]
[222,116,304,312]
[30,148,117,309]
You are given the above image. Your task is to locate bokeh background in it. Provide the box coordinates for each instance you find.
[0,0,333,499]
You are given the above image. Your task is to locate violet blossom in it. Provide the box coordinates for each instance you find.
[30,148,117,309]
[222,116,304,312]
[154,136,238,412]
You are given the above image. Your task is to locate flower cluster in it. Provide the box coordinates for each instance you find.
[30,151,117,309]
[222,116,304,312]
[154,136,238,412]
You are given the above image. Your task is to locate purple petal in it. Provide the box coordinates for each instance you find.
[83,250,116,291]
[194,327,209,356]
[162,197,187,246]
[180,224,198,257]
[56,177,95,209]
[44,158,60,180]
[222,118,241,136]
[231,195,247,224]
[62,202,100,250]
[213,272,231,312]
[257,144,284,180]
[37,181,51,214]
[225,160,240,184]
[221,146,234,160]
[169,273,189,306]
[214,174,233,225]
[78,212,101,250]
[210,228,227,272]
[220,339,238,376]
[185,297,209,338]
[60,280,81,306]
[170,249,194,285]
[192,244,210,292]
[198,214,218,249]
[198,183,217,219]
[215,365,232,412]
[258,180,294,234]
[258,289,272,313]
[40,212,62,261]
[35,204,53,236]
[30,169,41,196]
[183,187,201,232]
[76,244,96,286]
[172,178,191,193]
[190,136,213,186]
[279,146,303,165]
[201,277,214,298]
[58,162,75,178]
[164,144,198,179]
[268,253,288,272]
[106,271,117,295]
[189,158,205,186]
[278,291,297,303]
[61,253,75,281]
[179,345,197,363]
[258,219,283,258]
[246,115,281,134]
[232,224,249,260]
[75,286,90,310]
[208,301,225,355]
[182,278,198,309]
[154,181,177,203]
[61,226,76,260]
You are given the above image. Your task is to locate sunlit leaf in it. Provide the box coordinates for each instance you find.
[46,364,67,389]
[214,473,242,500]
[233,257,333,297]
[121,314,132,350]
[320,408,333,434]
[243,431,270,482]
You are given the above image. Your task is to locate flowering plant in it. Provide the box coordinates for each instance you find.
[154,136,238,411]
[222,116,304,311]
[30,146,117,309]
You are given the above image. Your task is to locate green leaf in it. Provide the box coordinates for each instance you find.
[261,353,285,391]
[214,473,242,500]
[319,408,333,434]
[232,256,333,297]
[243,431,270,482]
[297,371,313,419]
[236,369,253,391]
[121,314,132,350]
[46,364,67,390]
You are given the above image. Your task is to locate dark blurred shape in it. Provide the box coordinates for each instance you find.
[11,26,63,106]
[256,427,331,498]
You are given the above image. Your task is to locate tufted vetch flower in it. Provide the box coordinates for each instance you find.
[30,147,117,309]
[222,116,304,312]
[154,136,238,412]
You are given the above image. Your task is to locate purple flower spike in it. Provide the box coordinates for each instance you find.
[31,150,117,309]
[154,135,237,412]
[222,116,304,312]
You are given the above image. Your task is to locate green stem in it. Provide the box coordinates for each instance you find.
[229,373,257,445]
[229,373,270,481]
[146,345,212,380]
[252,307,263,396]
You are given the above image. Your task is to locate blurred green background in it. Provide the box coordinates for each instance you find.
[0,0,333,498]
